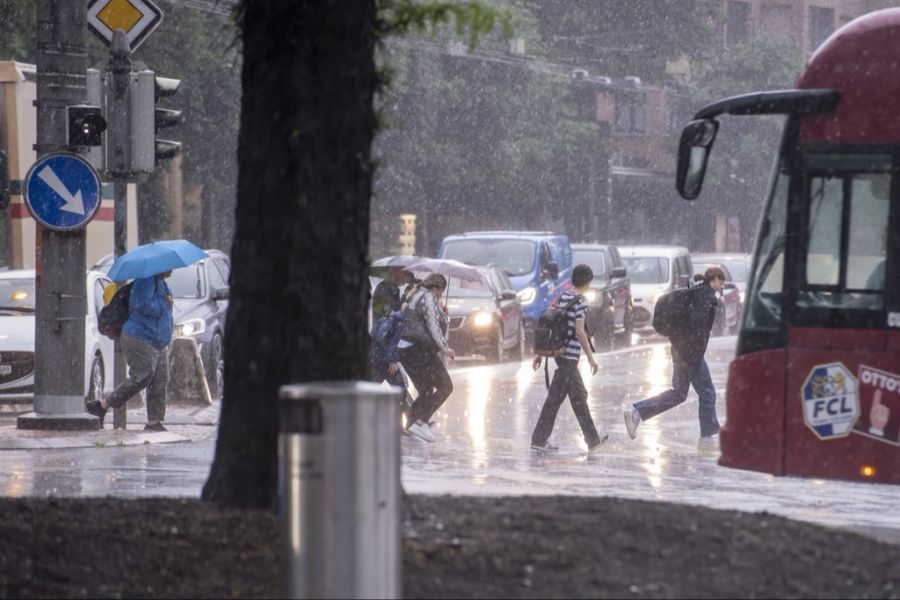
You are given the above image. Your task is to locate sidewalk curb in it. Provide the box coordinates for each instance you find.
[0,429,189,450]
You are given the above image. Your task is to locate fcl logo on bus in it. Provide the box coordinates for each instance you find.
[802,363,859,440]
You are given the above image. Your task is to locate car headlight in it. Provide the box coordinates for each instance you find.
[473,312,493,327]
[584,290,598,303]
[739,291,745,304]
[517,286,537,305]
[174,318,206,337]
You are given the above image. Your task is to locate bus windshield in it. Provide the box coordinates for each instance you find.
[441,239,536,276]
[744,152,892,331]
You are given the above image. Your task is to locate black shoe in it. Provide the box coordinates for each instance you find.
[587,434,610,453]
[85,400,107,425]
[144,422,167,432]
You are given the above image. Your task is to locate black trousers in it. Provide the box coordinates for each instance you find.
[531,358,601,446]
[398,345,453,425]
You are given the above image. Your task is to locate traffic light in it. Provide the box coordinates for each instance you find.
[154,76,182,160]
[131,69,182,173]
[67,104,106,147]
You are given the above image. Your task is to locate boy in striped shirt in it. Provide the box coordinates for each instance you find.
[531,264,608,452]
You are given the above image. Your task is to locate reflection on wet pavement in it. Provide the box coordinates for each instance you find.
[0,336,895,545]
[0,440,215,498]
[404,337,900,544]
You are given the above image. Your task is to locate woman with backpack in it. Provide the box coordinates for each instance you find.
[398,273,455,442]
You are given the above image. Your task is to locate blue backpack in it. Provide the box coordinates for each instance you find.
[372,310,404,359]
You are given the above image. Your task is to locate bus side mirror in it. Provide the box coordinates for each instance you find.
[676,119,719,200]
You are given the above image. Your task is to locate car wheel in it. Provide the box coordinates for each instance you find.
[712,306,726,337]
[86,354,104,404]
[593,323,614,353]
[488,328,504,363]
[208,333,225,399]
[615,308,634,348]
[513,322,526,361]
[729,306,742,335]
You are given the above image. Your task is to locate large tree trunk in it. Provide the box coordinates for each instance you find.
[202,0,377,509]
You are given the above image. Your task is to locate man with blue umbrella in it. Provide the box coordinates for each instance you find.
[87,240,208,431]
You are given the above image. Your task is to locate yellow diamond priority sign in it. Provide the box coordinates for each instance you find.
[88,0,163,51]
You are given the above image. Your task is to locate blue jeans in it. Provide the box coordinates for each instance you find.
[633,355,720,437]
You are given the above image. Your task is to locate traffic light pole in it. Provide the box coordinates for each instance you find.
[18,0,96,430]
[107,30,133,430]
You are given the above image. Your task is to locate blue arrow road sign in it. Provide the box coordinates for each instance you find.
[23,152,102,231]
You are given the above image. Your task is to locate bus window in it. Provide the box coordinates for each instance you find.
[798,155,890,312]
[745,168,789,330]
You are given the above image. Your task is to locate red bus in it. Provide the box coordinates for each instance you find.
[676,9,900,484]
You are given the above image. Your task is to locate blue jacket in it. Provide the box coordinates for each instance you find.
[122,275,174,350]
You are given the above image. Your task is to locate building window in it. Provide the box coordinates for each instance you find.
[808,6,835,55]
[614,93,647,134]
[726,1,750,46]
[760,4,792,40]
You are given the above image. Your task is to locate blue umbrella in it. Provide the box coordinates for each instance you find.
[107,240,209,281]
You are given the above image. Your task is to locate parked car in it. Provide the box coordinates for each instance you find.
[691,253,753,305]
[0,269,114,404]
[445,266,525,362]
[691,260,742,335]
[571,243,633,350]
[92,249,231,398]
[438,231,573,338]
[617,245,692,334]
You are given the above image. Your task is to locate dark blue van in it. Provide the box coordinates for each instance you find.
[438,231,574,333]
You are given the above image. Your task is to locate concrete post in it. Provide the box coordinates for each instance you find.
[18,0,96,430]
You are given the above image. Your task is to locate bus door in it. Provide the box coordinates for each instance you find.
[782,150,900,483]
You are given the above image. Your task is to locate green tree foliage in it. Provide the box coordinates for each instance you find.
[0,0,36,61]
[0,1,241,250]
[85,2,242,250]
[691,35,803,250]
[373,2,603,254]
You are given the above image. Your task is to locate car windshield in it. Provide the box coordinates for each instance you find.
[0,278,36,314]
[441,239,536,276]
[696,258,747,281]
[623,257,669,284]
[572,250,608,279]
[722,261,748,281]
[443,275,493,299]
[167,266,204,299]
[694,263,733,282]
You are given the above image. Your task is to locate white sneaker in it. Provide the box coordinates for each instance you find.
[697,436,719,452]
[407,420,436,443]
[623,407,641,440]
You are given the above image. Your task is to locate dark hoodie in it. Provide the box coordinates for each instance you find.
[670,281,719,368]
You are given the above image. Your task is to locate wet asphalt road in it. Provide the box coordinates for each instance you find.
[0,335,897,545]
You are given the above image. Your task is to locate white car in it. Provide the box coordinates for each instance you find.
[0,269,114,404]
[617,245,693,334]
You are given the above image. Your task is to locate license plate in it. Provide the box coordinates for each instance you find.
[0,365,11,375]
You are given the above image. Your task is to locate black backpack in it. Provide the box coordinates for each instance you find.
[533,294,583,357]
[652,287,693,338]
[98,282,133,341]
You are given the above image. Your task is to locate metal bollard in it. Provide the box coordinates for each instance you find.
[279,381,402,599]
